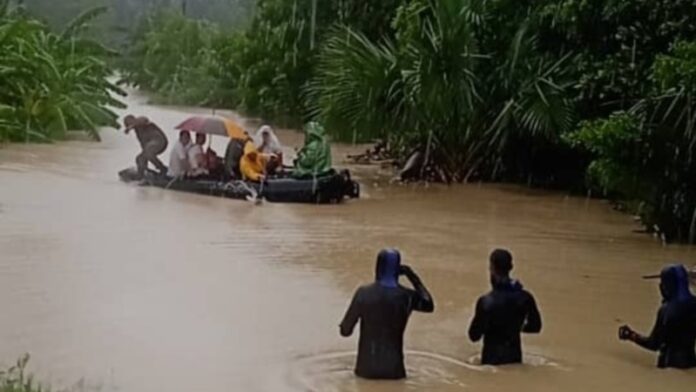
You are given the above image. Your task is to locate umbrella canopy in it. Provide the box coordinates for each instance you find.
[175,116,247,140]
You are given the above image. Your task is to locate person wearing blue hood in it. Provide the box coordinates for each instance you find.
[619,264,696,369]
[468,249,542,365]
[339,249,434,379]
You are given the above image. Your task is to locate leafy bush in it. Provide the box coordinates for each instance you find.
[566,41,696,242]
[308,0,575,182]
[0,2,125,142]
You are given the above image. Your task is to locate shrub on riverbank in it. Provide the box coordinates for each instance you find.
[0,2,125,143]
[566,41,696,243]
[0,355,45,392]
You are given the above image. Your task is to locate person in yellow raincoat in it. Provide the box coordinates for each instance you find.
[240,142,268,182]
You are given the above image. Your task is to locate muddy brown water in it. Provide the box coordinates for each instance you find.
[0,91,695,391]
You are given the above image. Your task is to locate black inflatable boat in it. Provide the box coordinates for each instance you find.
[118,167,360,204]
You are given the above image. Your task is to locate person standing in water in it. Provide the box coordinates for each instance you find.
[618,264,696,369]
[123,115,168,178]
[468,249,542,365]
[339,249,434,379]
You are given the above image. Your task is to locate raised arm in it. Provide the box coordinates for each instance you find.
[400,265,434,313]
[339,289,362,337]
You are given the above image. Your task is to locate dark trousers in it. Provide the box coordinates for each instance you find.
[136,139,167,176]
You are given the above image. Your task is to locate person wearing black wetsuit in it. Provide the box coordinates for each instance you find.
[339,249,434,379]
[619,264,696,369]
[468,249,542,365]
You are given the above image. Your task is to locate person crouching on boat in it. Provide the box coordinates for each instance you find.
[619,264,696,369]
[168,131,191,178]
[339,249,434,379]
[123,115,169,178]
[292,122,332,179]
[240,144,268,182]
[188,133,208,177]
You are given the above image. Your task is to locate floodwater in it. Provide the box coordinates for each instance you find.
[0,90,695,392]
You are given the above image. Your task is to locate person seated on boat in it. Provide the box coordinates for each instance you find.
[240,144,268,182]
[224,133,253,179]
[187,133,208,177]
[339,249,434,379]
[254,125,284,165]
[168,130,191,178]
[292,121,332,179]
[619,264,696,369]
[206,147,225,179]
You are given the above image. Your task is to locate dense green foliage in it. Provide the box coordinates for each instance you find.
[567,41,696,242]
[0,1,125,142]
[119,9,224,105]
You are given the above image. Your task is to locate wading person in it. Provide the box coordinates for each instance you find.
[339,249,434,379]
[168,130,191,178]
[618,264,696,369]
[123,114,168,178]
[468,249,542,365]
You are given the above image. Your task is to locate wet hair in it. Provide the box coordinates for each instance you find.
[490,249,513,275]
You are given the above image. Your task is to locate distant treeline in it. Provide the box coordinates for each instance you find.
[22,0,255,44]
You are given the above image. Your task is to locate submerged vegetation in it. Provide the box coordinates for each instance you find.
[0,1,125,142]
[0,355,47,392]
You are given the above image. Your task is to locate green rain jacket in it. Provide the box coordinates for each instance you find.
[293,122,332,178]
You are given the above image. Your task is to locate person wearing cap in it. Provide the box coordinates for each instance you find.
[619,264,696,368]
[123,114,169,178]
[339,249,434,379]
[468,249,542,365]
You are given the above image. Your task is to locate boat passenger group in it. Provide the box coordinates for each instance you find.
[122,114,332,182]
[122,115,696,381]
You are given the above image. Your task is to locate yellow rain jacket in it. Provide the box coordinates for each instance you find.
[240,142,267,182]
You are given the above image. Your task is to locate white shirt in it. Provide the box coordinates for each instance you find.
[168,141,190,177]
[188,144,204,170]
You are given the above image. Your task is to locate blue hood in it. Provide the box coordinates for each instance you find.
[375,249,401,288]
[660,264,693,303]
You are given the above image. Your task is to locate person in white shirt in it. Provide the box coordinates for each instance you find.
[188,133,208,177]
[168,130,191,177]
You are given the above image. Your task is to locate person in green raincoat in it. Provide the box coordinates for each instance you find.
[292,122,332,178]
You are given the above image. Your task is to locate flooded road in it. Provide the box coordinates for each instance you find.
[0,91,695,391]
